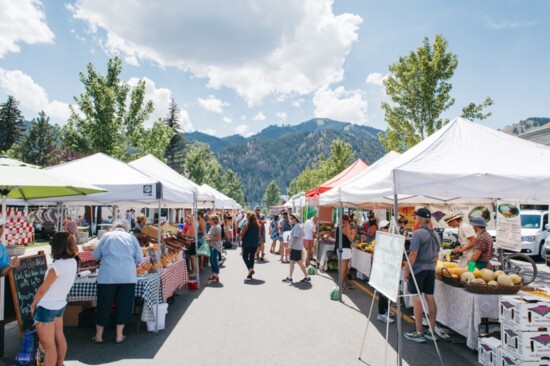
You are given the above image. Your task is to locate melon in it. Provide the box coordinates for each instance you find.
[497,274,513,286]
[509,274,523,285]
[307,265,316,276]
[494,270,505,279]
[481,269,495,283]
[451,268,468,277]
[443,262,459,269]
[461,272,475,283]
[471,278,487,286]
[436,264,444,276]
[330,286,340,300]
[473,268,482,278]
[487,280,498,287]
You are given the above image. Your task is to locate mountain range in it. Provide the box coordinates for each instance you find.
[184,118,386,206]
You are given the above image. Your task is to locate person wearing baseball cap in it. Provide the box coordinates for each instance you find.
[443,212,476,268]
[469,217,493,271]
[404,207,440,343]
[0,218,20,277]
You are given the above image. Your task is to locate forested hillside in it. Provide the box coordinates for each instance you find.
[185,118,386,206]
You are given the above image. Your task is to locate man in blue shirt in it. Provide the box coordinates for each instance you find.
[0,219,20,277]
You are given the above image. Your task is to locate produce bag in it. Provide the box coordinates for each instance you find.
[197,242,211,257]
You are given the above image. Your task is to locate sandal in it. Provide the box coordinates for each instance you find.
[115,336,126,344]
[92,336,104,344]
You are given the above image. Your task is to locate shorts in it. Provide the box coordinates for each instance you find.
[303,239,314,250]
[187,242,197,256]
[341,248,351,260]
[34,305,66,323]
[408,270,436,295]
[290,249,303,262]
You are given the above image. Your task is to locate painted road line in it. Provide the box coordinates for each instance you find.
[352,280,414,324]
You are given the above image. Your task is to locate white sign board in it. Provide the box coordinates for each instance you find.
[369,232,405,303]
[495,201,521,252]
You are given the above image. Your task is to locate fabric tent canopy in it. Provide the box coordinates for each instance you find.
[129,154,215,207]
[284,192,306,208]
[306,159,369,197]
[320,117,550,207]
[199,184,241,209]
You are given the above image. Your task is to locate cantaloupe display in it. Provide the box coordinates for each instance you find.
[457,268,523,288]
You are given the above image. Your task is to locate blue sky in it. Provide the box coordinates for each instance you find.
[0,0,548,137]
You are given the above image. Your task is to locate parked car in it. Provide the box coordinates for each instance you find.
[488,210,549,259]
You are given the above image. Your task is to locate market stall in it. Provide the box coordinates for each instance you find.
[351,246,372,278]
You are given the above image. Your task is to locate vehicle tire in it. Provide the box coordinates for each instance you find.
[503,253,538,285]
[537,241,546,262]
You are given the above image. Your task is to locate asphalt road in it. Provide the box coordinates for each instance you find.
[5,242,486,366]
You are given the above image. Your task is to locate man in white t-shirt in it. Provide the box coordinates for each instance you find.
[443,213,476,268]
[303,215,318,266]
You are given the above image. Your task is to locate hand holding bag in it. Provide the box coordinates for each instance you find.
[197,241,211,257]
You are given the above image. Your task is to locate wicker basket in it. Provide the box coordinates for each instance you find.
[462,280,523,295]
[440,267,463,288]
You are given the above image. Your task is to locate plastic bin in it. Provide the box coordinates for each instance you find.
[146,303,168,332]
[188,280,198,290]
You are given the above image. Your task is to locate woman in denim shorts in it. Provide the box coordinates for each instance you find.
[31,232,78,366]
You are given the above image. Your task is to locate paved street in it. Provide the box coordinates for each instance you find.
[4,242,488,366]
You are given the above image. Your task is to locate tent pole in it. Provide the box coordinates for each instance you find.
[155,199,162,332]
[338,202,343,301]
[1,194,7,357]
[393,191,402,366]
[193,192,200,289]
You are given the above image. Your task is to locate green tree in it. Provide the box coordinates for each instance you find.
[19,111,57,166]
[222,169,245,206]
[263,180,281,207]
[183,142,223,187]
[379,34,458,152]
[0,96,26,152]
[164,99,188,172]
[63,57,172,161]
[137,120,174,161]
[461,96,494,121]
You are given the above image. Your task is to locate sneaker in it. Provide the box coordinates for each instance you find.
[424,330,438,341]
[300,276,311,282]
[347,283,356,289]
[377,314,395,324]
[404,331,426,343]
[342,287,350,293]
[282,277,292,283]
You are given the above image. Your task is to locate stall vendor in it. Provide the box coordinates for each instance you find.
[468,217,493,270]
[443,213,476,268]
[0,219,20,277]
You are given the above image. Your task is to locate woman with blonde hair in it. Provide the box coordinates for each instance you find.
[204,215,222,283]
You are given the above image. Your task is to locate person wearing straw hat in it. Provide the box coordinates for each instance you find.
[469,217,493,270]
[0,218,20,276]
[443,212,476,268]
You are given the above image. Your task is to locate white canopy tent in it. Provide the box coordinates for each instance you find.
[320,117,550,207]
[199,183,241,210]
[284,192,306,208]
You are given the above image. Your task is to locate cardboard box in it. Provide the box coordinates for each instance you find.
[500,350,550,366]
[479,336,501,366]
[501,322,550,362]
[64,301,93,327]
[500,295,550,331]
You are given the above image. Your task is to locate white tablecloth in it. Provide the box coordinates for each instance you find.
[404,280,500,349]
[351,247,372,277]
[316,241,335,271]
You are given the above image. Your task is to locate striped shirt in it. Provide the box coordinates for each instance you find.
[474,231,493,270]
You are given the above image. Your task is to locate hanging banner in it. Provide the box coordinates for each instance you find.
[495,201,521,252]
[398,204,495,231]
[369,232,405,303]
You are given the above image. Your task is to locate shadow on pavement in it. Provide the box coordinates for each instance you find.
[243,279,266,285]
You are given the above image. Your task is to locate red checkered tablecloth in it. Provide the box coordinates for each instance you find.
[160,259,188,300]
[79,251,95,262]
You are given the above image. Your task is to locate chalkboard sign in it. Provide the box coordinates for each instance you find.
[8,253,48,335]
[369,232,405,303]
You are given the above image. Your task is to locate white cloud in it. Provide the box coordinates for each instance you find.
[485,18,536,29]
[292,98,305,107]
[276,112,288,122]
[0,68,70,124]
[0,0,55,58]
[70,0,362,105]
[366,72,388,87]
[312,86,367,123]
[222,116,232,124]
[127,77,192,130]
[252,112,266,121]
[235,124,251,136]
[202,128,216,135]
[197,95,229,114]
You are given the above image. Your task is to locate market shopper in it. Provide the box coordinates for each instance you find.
[183,215,198,273]
[269,215,280,254]
[31,232,77,366]
[0,219,20,277]
[279,212,292,263]
[443,212,476,268]
[282,214,311,283]
[255,207,266,261]
[92,219,143,344]
[303,214,318,266]
[363,213,378,243]
[469,217,493,270]
[241,211,261,279]
[197,211,207,271]
[376,220,394,324]
[133,215,146,233]
[404,208,441,343]
[204,214,223,283]
[335,214,355,292]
